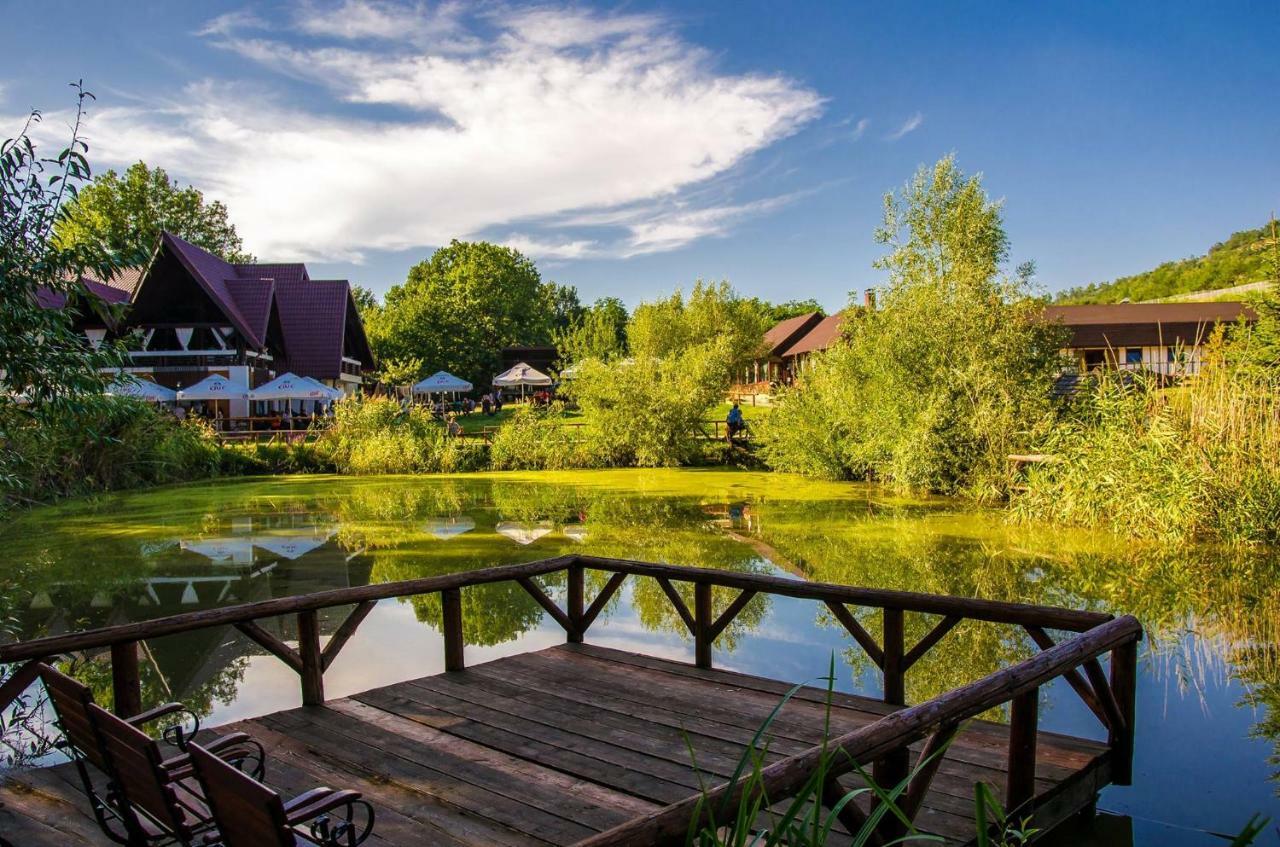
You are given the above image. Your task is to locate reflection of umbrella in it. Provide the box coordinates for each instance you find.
[254,534,332,560]
[181,538,256,564]
[177,374,248,401]
[495,521,554,545]
[563,524,588,543]
[107,375,177,402]
[425,516,476,540]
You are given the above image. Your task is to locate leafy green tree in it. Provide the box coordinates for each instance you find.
[350,284,379,314]
[53,161,252,263]
[541,282,585,336]
[368,240,562,389]
[760,156,1066,497]
[553,297,629,365]
[754,298,825,323]
[629,280,769,373]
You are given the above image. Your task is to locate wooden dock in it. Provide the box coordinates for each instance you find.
[0,556,1140,846]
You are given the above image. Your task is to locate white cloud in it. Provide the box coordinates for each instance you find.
[33,3,823,262]
[886,111,923,141]
[850,117,869,141]
[196,9,269,37]
[499,233,596,260]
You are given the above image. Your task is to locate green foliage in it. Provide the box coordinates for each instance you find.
[488,404,603,470]
[53,161,252,263]
[1012,352,1280,545]
[366,240,575,389]
[759,156,1066,497]
[553,296,629,366]
[754,298,825,323]
[1056,220,1280,304]
[313,396,487,474]
[629,280,770,375]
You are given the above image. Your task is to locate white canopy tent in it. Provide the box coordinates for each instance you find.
[176,374,248,402]
[413,371,473,395]
[492,362,552,399]
[107,376,177,403]
[301,377,343,400]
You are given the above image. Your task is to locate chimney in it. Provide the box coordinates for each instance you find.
[863,288,876,310]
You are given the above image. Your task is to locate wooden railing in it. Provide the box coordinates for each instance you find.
[0,555,1141,842]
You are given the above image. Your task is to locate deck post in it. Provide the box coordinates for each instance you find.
[1006,687,1039,811]
[297,610,325,706]
[110,640,142,718]
[873,607,909,821]
[442,587,465,671]
[567,564,585,644]
[1110,641,1137,785]
[694,582,713,669]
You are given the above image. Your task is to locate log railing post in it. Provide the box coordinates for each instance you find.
[567,564,585,644]
[442,587,465,672]
[873,608,908,819]
[694,582,713,669]
[297,610,324,706]
[1110,641,1137,785]
[1006,687,1039,811]
[111,641,142,718]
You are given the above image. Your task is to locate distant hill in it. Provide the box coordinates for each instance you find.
[1055,221,1279,304]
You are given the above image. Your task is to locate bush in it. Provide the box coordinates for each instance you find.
[488,404,604,470]
[313,396,487,474]
[0,396,223,509]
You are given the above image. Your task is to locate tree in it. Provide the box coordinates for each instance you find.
[541,282,584,337]
[759,156,1066,496]
[628,280,769,374]
[553,297,629,365]
[350,284,379,314]
[369,240,559,389]
[53,161,252,263]
[755,298,825,323]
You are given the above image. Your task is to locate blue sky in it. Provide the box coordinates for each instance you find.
[4,1,1277,310]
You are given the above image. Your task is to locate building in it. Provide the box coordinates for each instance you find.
[1043,302,1255,376]
[776,313,846,372]
[746,312,824,386]
[43,232,375,416]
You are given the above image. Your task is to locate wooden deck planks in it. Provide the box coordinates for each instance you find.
[0,643,1110,847]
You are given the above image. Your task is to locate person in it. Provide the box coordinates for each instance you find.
[446,413,462,438]
[726,402,746,444]
[482,394,492,416]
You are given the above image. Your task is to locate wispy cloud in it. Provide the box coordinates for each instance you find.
[886,111,924,141]
[850,117,869,141]
[44,1,823,262]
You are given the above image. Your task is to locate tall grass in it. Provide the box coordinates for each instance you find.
[1012,348,1280,544]
[312,396,487,474]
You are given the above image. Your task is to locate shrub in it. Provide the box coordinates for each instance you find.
[488,404,603,470]
[313,396,487,474]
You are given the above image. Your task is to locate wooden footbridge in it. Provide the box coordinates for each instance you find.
[0,555,1141,845]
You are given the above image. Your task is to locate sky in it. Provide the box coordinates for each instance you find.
[3,1,1277,310]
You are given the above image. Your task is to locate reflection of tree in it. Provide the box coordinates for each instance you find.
[410,582,549,647]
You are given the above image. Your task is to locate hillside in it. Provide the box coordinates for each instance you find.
[1056,221,1279,304]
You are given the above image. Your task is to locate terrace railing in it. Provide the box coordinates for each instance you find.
[0,555,1141,844]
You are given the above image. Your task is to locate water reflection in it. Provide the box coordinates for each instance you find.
[1,471,1278,841]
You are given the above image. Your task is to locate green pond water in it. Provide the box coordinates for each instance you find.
[1,470,1278,844]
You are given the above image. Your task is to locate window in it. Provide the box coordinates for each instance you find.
[1167,347,1179,363]
[1083,350,1106,370]
[1125,348,1143,365]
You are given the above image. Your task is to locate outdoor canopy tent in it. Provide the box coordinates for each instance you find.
[106,376,178,403]
[492,362,552,397]
[413,371,473,395]
[176,374,248,401]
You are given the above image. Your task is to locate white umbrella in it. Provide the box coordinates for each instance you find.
[300,376,343,399]
[492,362,552,388]
[177,374,248,401]
[107,376,177,403]
[413,371,473,394]
[495,521,554,545]
[424,516,476,540]
[250,372,333,401]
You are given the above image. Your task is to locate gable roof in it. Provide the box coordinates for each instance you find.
[764,312,824,357]
[224,278,275,347]
[156,232,262,347]
[274,279,352,379]
[1043,302,1254,325]
[782,314,846,357]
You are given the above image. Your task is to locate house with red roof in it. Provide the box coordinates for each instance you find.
[44,232,375,416]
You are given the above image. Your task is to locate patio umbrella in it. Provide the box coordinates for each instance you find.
[300,377,343,399]
[495,521,554,545]
[492,362,552,398]
[177,374,248,401]
[107,376,177,403]
[413,371,473,395]
[249,373,333,401]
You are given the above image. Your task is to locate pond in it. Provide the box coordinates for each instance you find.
[1,470,1277,844]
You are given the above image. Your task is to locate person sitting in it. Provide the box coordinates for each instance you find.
[726,402,746,443]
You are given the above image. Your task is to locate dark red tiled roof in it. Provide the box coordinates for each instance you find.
[224,278,275,347]
[36,277,132,310]
[162,232,261,346]
[764,312,823,356]
[236,263,309,286]
[782,314,846,357]
[1043,302,1255,325]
